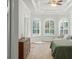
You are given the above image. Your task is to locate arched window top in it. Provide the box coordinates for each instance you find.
[59,18,69,23]
[45,18,54,21]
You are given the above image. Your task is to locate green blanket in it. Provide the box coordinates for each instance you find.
[50,40,72,59]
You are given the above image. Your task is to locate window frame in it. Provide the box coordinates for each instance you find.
[32,18,41,37]
[59,18,69,36]
[44,19,55,36]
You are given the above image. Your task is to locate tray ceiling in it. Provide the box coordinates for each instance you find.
[23,0,72,15]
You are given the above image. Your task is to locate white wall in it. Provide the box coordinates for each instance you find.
[18,0,31,39]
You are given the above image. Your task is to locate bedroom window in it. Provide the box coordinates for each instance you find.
[44,20,54,35]
[59,20,69,36]
[32,19,41,36]
[64,21,69,34]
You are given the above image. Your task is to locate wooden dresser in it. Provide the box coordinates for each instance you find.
[18,38,30,59]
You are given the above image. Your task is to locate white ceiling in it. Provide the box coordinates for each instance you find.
[23,0,72,15]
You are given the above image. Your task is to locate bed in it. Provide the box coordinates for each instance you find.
[50,40,72,59]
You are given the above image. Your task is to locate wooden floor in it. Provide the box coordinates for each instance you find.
[27,42,54,59]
